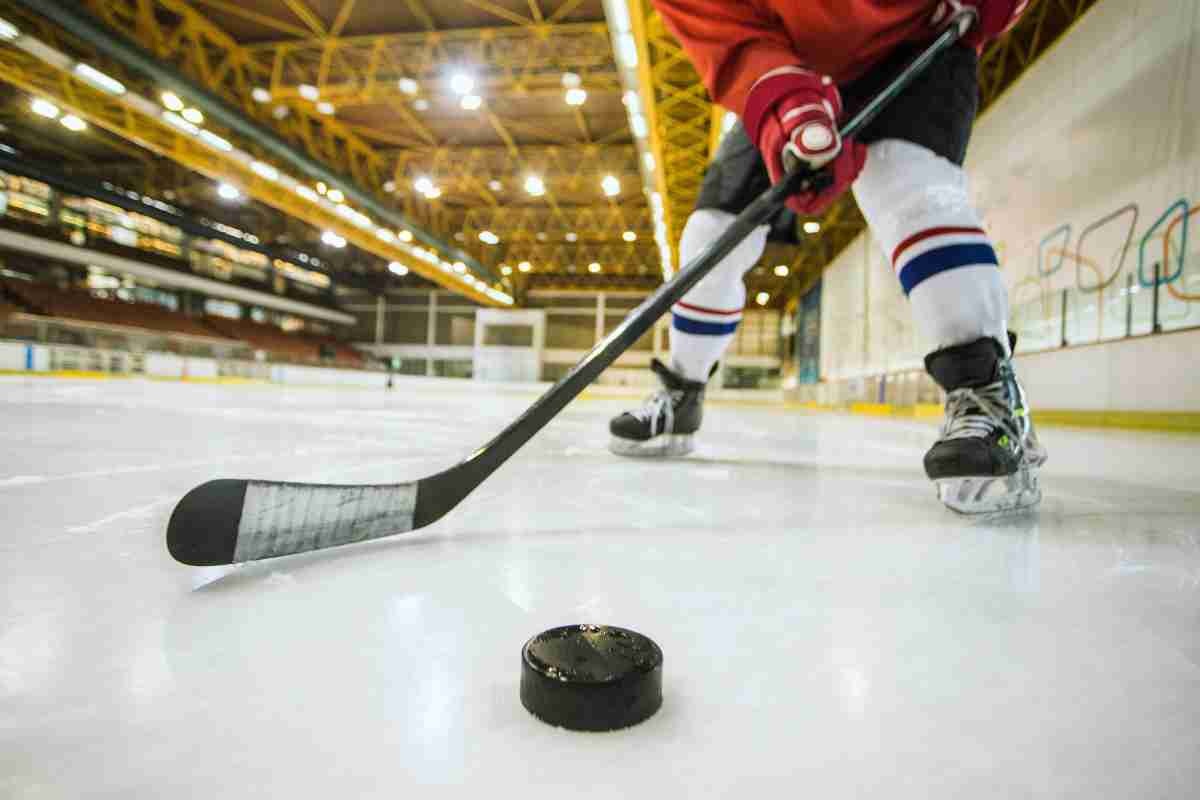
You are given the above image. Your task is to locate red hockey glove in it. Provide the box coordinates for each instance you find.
[743,66,867,216]
[932,0,1030,50]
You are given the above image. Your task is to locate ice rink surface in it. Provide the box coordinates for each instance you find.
[2,375,1199,798]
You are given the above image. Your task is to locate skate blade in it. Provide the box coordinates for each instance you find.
[935,466,1042,515]
[609,433,695,459]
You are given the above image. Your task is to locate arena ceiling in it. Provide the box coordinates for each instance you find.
[0,0,1099,308]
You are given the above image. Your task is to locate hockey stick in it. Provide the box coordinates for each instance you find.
[167,15,972,566]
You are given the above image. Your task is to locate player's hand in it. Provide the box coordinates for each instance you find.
[743,66,866,216]
[931,0,1029,50]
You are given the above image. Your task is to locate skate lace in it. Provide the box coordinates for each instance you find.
[632,389,679,436]
[942,381,1023,452]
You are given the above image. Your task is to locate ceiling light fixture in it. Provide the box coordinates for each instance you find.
[73,64,125,96]
[160,91,184,111]
[30,98,60,119]
[449,72,474,96]
[524,175,546,197]
[601,175,621,197]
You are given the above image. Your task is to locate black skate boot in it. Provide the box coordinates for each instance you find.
[609,358,707,457]
[923,335,1047,514]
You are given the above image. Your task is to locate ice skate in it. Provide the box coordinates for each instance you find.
[923,336,1047,514]
[609,359,707,458]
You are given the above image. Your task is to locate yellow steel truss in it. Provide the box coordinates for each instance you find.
[22,0,638,288]
[0,42,505,306]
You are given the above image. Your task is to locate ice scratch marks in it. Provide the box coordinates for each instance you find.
[67,497,174,534]
[0,475,46,487]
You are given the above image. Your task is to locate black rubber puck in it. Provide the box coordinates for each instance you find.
[520,624,663,731]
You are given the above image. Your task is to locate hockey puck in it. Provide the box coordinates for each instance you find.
[520,624,663,731]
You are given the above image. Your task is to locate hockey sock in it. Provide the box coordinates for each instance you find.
[853,139,1010,355]
[668,209,769,382]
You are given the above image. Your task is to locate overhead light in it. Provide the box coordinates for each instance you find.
[755,291,770,306]
[643,152,655,172]
[413,176,434,195]
[518,261,532,273]
[479,230,500,245]
[617,33,638,68]
[321,230,346,248]
[181,107,204,124]
[30,98,60,119]
[412,98,430,111]
[487,179,503,192]
[217,183,241,201]
[272,105,290,120]
[74,64,125,95]
[248,159,278,179]
[59,114,87,132]
[388,261,409,276]
[383,180,396,193]
[424,187,442,199]
[565,88,587,106]
[296,185,319,202]
[398,77,419,95]
[460,94,482,111]
[803,221,821,234]
[398,230,413,242]
[501,265,513,276]
[622,91,640,112]
[0,17,19,41]
[588,262,601,274]
[452,261,467,274]
[561,72,581,88]
[450,72,474,96]
[524,175,545,197]
[327,188,345,203]
[774,264,789,277]
[316,101,336,115]
[160,91,184,111]
[601,175,621,197]
[565,232,578,242]
[630,113,648,138]
[622,230,637,242]
[298,84,319,101]
[198,130,232,151]
[251,87,272,103]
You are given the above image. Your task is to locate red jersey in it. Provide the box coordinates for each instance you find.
[653,0,938,116]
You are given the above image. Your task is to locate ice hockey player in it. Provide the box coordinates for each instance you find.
[608,0,1046,513]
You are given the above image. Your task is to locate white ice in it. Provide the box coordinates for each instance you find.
[1,376,1198,798]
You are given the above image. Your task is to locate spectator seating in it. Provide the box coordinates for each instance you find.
[1,279,366,367]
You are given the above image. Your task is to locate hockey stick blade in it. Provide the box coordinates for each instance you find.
[166,22,967,566]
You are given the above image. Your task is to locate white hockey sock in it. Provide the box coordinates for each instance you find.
[668,209,768,382]
[853,139,1010,355]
